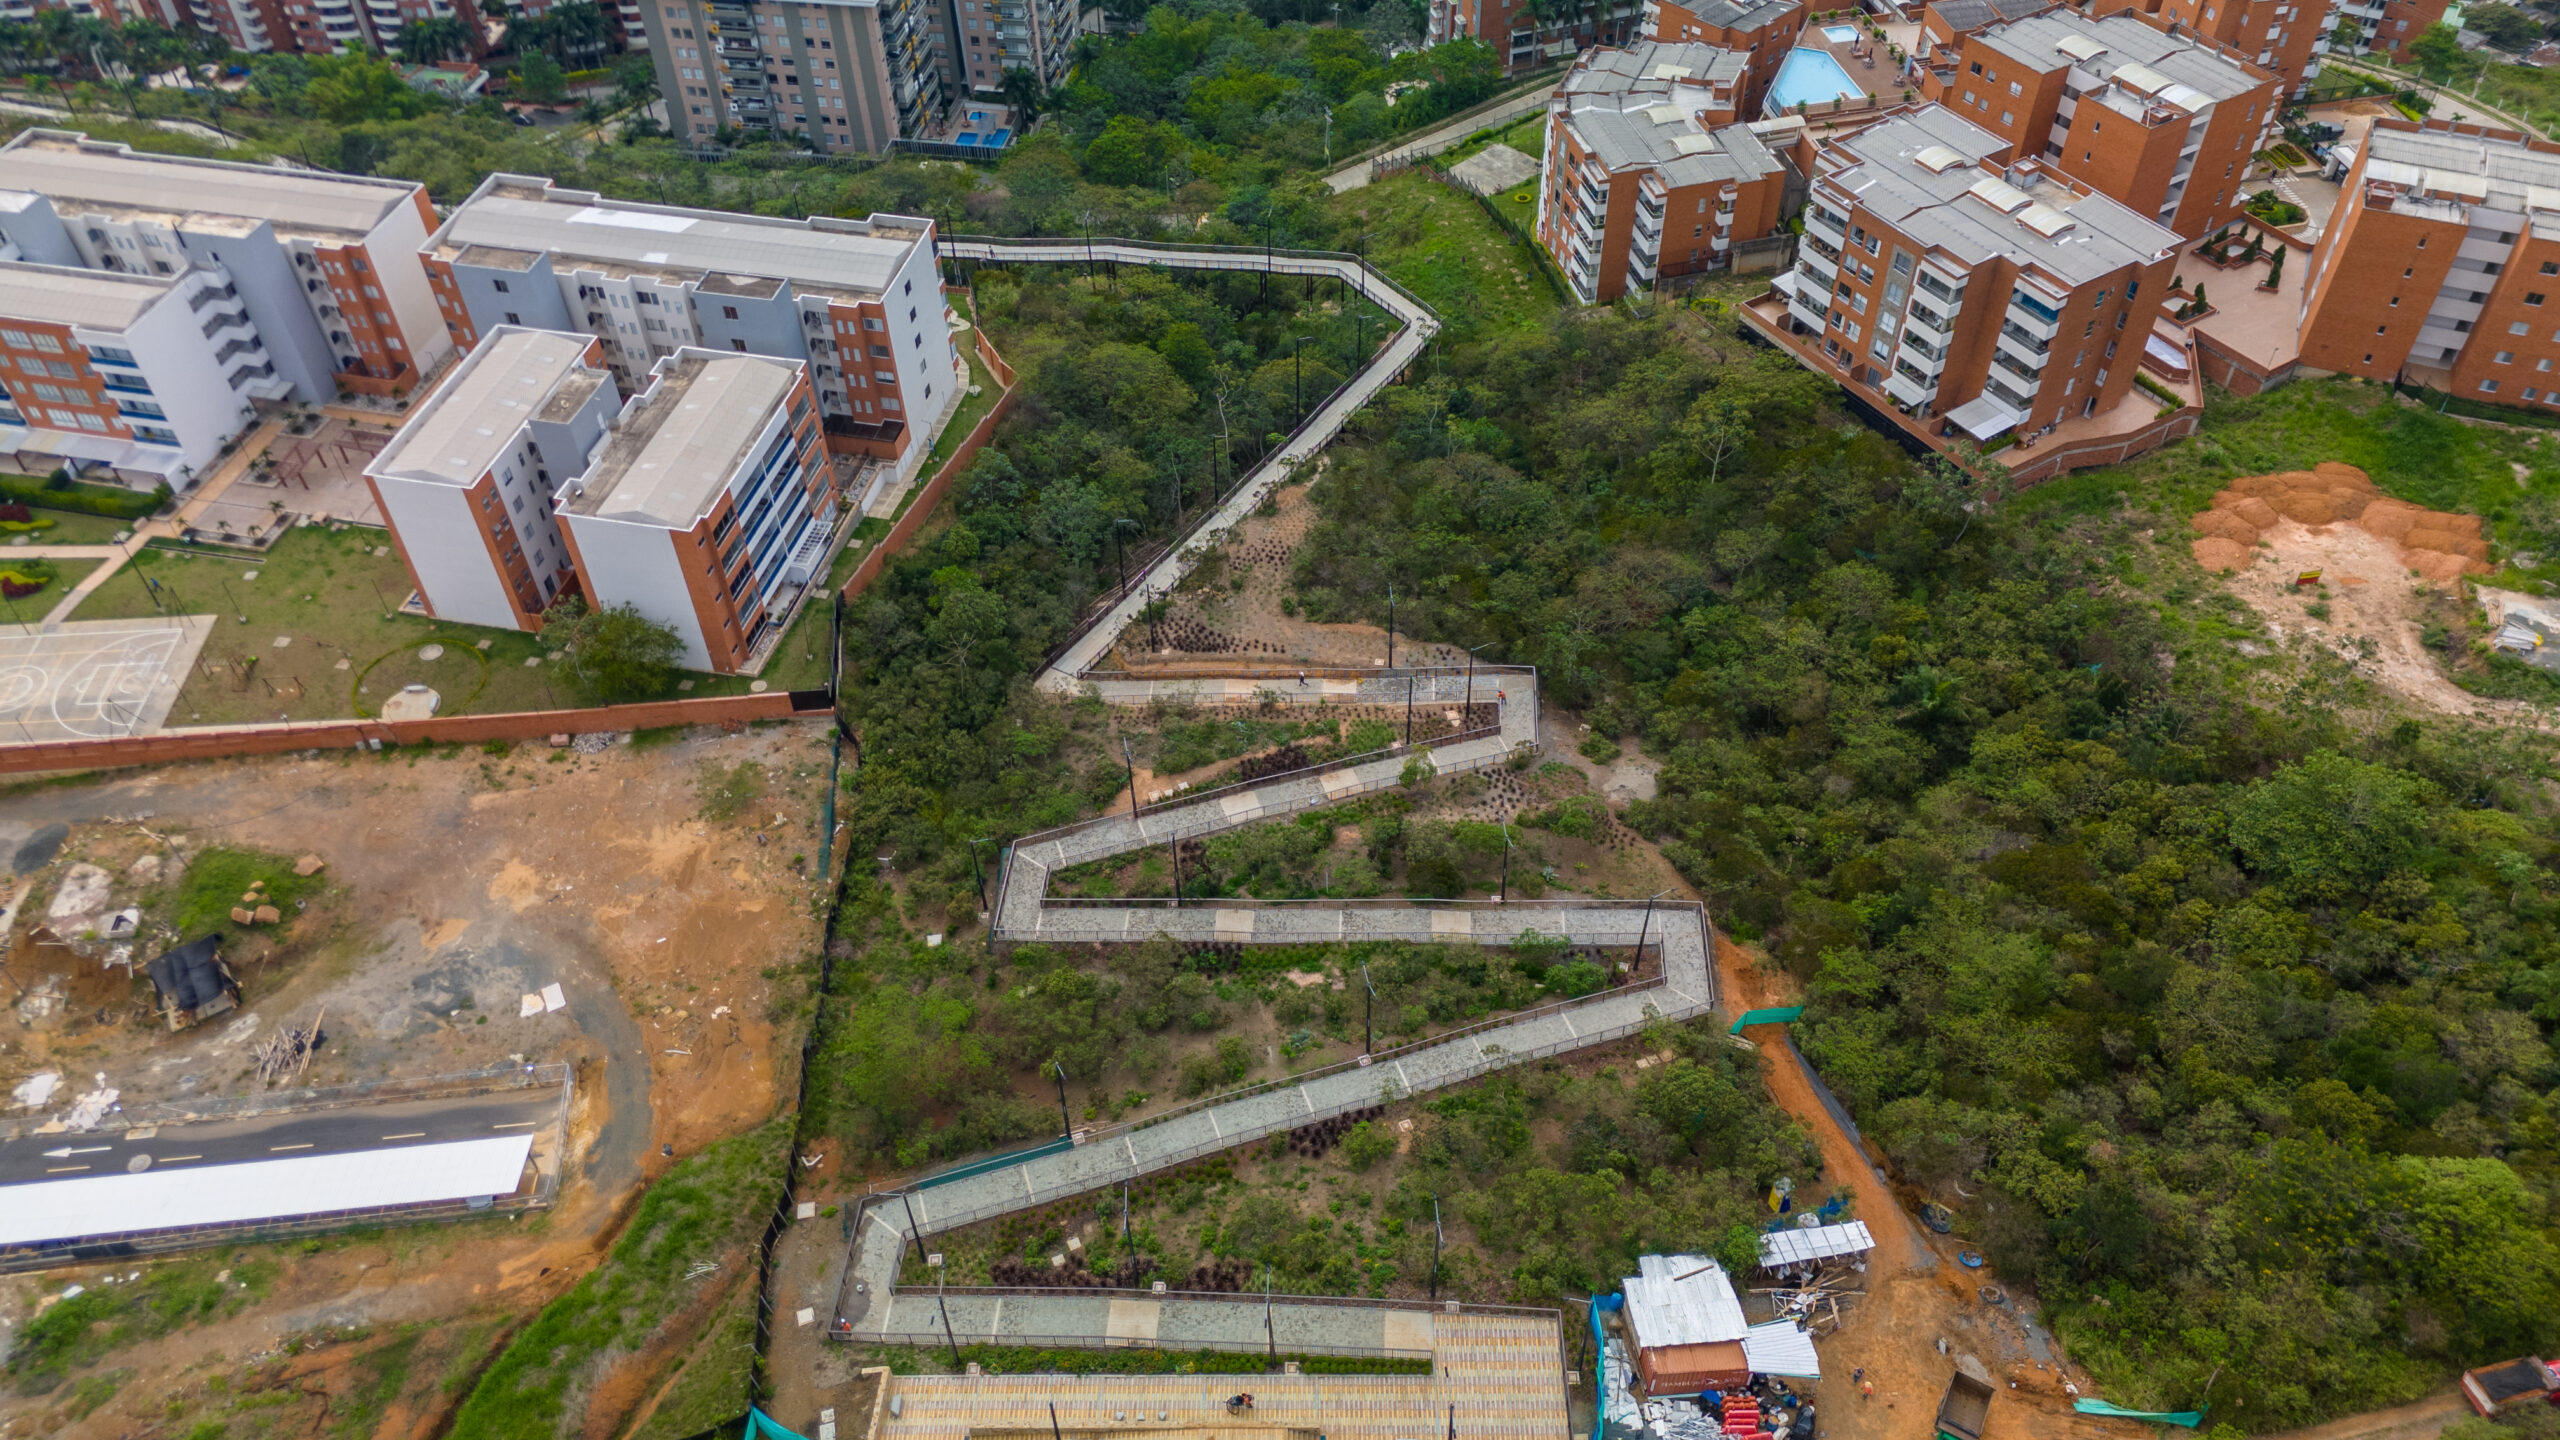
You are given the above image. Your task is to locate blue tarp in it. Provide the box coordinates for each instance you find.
[2074,1400,2208,1428]
[1591,1293,1622,1440]
[745,1407,809,1440]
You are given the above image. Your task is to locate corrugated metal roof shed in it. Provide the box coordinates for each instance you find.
[1758,1220,1877,1266]
[1743,1320,1823,1378]
[1623,1254,1749,1347]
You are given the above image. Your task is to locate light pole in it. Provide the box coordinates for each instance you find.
[1404,671,1415,747]
[967,836,992,915]
[1047,1057,1072,1139]
[1361,961,1376,1056]
[1386,582,1396,668]
[1633,889,1669,982]
[1498,823,1513,903]
[932,1252,960,1367]
[1465,642,1491,711]
[1112,516,1136,598]
[1429,1195,1444,1299]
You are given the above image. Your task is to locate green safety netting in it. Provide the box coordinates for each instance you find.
[2074,1400,2208,1428]
[1728,1006,1805,1033]
[745,1407,810,1440]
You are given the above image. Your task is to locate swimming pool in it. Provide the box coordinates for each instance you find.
[1767,47,1865,113]
[1821,23,1859,41]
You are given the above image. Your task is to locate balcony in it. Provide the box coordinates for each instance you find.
[1905,301,1954,341]
[1886,367,1936,409]
[1806,206,1847,250]
[2007,290,2062,340]
[1996,327,2050,374]
[1992,348,2042,387]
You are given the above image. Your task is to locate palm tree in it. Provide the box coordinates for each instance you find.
[397,16,470,62]
[997,64,1043,123]
[550,0,616,67]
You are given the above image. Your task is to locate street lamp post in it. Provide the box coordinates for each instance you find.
[1361,961,1376,1055]
[1386,582,1396,668]
[1048,1058,1072,1139]
[1498,822,1513,903]
[967,836,992,915]
[1120,736,1141,821]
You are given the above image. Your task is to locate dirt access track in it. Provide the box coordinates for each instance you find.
[0,722,833,1439]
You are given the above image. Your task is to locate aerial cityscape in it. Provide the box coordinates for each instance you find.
[0,0,2556,1437]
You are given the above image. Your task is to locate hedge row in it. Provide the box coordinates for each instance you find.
[0,472,168,519]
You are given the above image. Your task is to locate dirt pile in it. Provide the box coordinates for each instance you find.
[2190,463,2492,581]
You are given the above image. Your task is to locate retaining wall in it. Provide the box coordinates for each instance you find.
[0,690,826,776]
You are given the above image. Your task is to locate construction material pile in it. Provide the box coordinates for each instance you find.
[2191,462,2493,581]
[252,1010,325,1084]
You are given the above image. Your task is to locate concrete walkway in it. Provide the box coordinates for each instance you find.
[1325,81,1560,193]
[35,416,285,630]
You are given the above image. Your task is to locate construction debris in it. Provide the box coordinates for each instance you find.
[292,854,326,877]
[252,1009,327,1084]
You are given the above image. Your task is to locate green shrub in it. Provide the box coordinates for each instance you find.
[0,473,166,519]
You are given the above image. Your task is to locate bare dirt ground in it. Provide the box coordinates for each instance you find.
[2207,519,2538,721]
[1110,481,1471,671]
[0,722,835,1438]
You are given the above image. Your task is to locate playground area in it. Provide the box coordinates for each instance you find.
[185,417,390,546]
[0,615,212,740]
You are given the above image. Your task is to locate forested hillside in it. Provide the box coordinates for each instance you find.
[1288,300,2560,1426]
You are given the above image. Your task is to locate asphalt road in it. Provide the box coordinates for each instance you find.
[0,1089,557,1186]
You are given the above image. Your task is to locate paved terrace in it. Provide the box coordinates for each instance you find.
[879,1313,1570,1440]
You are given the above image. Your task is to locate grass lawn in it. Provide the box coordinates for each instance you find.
[921,340,1002,478]
[6,509,132,545]
[0,558,98,623]
[69,524,836,726]
[1330,173,1564,342]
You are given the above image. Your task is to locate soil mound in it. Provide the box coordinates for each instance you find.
[2190,463,2492,578]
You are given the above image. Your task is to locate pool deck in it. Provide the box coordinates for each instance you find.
[1768,30,1895,119]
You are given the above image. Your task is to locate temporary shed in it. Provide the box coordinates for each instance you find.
[1622,1254,1753,1395]
[1759,1220,1876,1269]
[145,934,237,1030]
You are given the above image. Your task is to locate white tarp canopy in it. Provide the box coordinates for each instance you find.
[0,1134,533,1246]
[1742,1320,1822,1378]
[1945,393,2026,441]
[1759,1220,1876,1267]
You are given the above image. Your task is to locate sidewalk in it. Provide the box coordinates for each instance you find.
[1326,82,1558,193]
[36,417,283,629]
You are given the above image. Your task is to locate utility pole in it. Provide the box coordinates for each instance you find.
[1466,643,1490,709]
[1633,889,1668,982]
[967,837,992,915]
[1429,1195,1444,1299]
[901,1192,929,1267]
[1169,830,1182,909]
[1048,1058,1073,1139]
[1499,823,1513,902]
[1361,962,1376,1056]
[933,1253,960,1366]
[1111,517,1131,597]
[1404,672,1415,747]
[1265,1264,1277,1361]
[1386,583,1396,668]
[1120,736,1141,821]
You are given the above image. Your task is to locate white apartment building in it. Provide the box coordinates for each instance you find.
[0,131,454,403]
[0,264,264,490]
[555,349,836,674]
[423,175,956,477]
[364,328,621,632]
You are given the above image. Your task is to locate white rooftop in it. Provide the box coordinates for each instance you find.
[0,1133,532,1246]
[0,261,177,331]
[0,130,423,239]
[568,350,799,529]
[1758,1219,1876,1266]
[1623,1253,1750,1348]
[370,328,609,489]
[1977,12,2266,108]
[438,175,929,300]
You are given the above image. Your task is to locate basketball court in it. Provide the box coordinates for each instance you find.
[0,617,213,742]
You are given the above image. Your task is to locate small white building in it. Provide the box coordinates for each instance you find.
[555,348,836,675]
[364,328,619,631]
[0,264,263,490]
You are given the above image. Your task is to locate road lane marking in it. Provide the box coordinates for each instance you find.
[381,1132,426,1140]
[44,1165,88,1173]
[158,1155,202,1163]
[269,1143,313,1152]
[491,1122,536,1130]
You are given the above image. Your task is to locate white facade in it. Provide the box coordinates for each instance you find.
[0,264,265,489]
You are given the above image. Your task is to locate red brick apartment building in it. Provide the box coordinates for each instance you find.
[1916,0,2056,66]
[1536,42,1796,303]
[2144,0,2331,97]
[1430,0,1646,72]
[2341,0,2451,65]
[1769,105,2183,444]
[1641,0,1806,116]
[1921,10,2279,240]
[2299,121,2560,408]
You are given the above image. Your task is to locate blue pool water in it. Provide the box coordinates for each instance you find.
[1768,47,1864,112]
[1821,23,1859,40]
[955,133,981,146]
[987,128,1011,146]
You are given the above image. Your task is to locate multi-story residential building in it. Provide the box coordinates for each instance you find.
[555,349,835,674]
[0,264,267,491]
[1921,12,2278,239]
[1914,0,2053,67]
[644,0,944,152]
[422,174,956,475]
[2337,0,2449,64]
[172,0,485,56]
[1537,43,1796,303]
[1771,105,2182,444]
[364,328,619,631]
[2146,0,2329,97]
[0,131,453,400]
[515,0,646,44]
[1640,0,1804,115]
[947,0,1076,94]
[2298,121,2560,406]
[1430,0,1645,73]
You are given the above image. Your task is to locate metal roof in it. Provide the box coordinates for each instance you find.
[567,350,799,529]
[1622,1254,1750,1348]
[1556,43,1787,189]
[437,175,929,301]
[1669,0,1799,30]
[1742,1320,1824,1378]
[371,327,609,489]
[0,130,421,240]
[0,261,177,331]
[2362,126,2560,216]
[1820,108,2181,286]
[1977,12,2265,107]
[1758,1219,1876,1266]
[0,1133,533,1246]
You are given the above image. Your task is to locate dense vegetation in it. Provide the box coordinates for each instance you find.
[1288,299,2560,1425]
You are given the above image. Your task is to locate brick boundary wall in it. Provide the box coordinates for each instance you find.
[2002,405,2204,483]
[2192,326,2295,397]
[837,319,1018,605]
[0,691,827,776]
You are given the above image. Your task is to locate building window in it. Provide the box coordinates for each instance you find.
[2497,351,2516,364]
[2532,293,2549,307]
[732,339,748,352]
[493,279,510,293]
[2482,379,2500,393]
[2514,322,2533,336]
[723,305,740,319]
